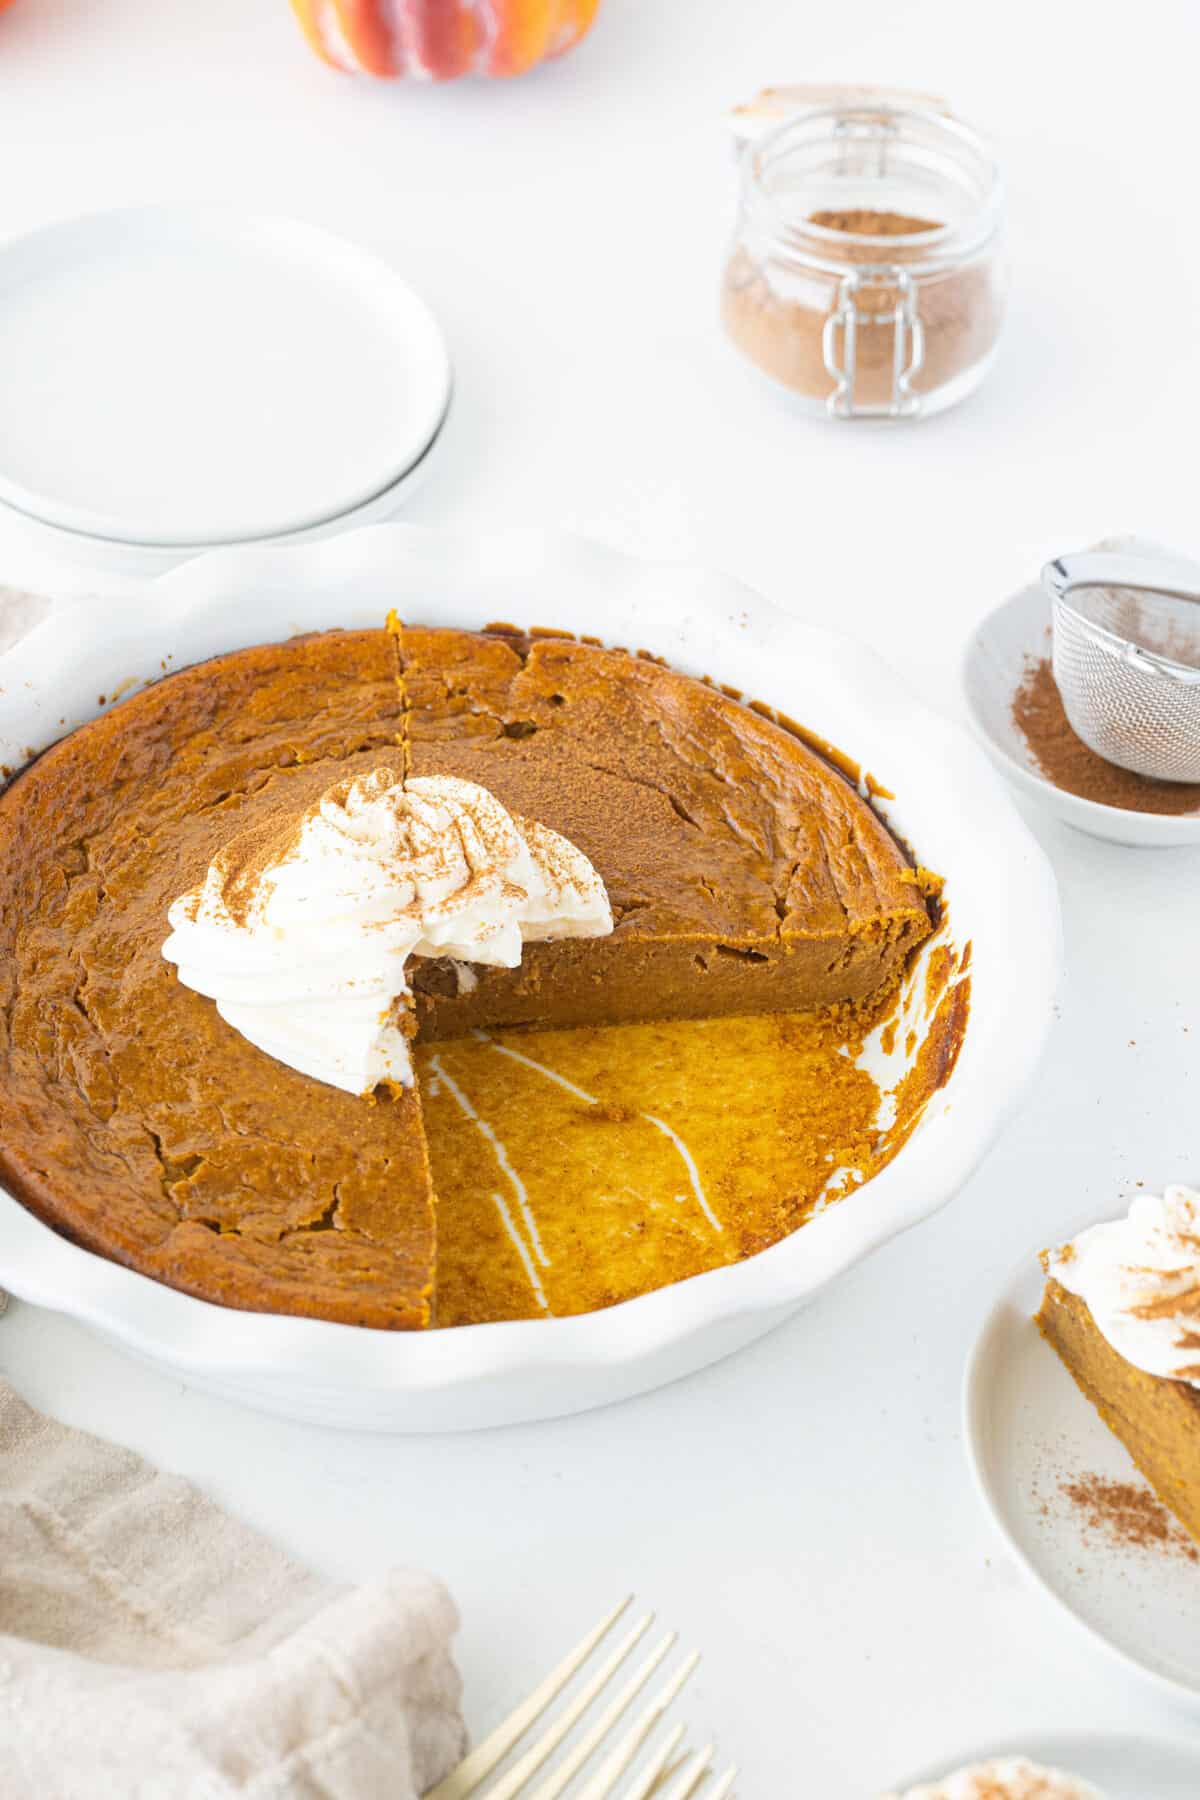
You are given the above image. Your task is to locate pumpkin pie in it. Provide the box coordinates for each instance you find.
[1037,1187,1200,1547]
[0,623,936,1329]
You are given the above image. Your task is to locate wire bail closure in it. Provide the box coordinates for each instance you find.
[822,267,925,419]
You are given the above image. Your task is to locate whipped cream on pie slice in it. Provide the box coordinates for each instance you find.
[162,768,612,1094]
[886,1756,1102,1799]
[1045,1185,1200,1386]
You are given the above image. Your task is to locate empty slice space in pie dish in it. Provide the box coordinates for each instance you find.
[0,621,970,1331]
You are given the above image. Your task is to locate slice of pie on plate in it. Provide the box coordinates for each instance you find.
[1037,1186,1200,1547]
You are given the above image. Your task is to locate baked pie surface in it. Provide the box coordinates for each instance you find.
[0,624,938,1328]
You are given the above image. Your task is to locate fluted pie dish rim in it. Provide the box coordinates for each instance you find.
[0,526,1062,1429]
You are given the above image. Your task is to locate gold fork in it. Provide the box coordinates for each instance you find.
[427,1598,737,1800]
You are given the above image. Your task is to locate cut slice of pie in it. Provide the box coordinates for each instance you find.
[399,624,932,1036]
[0,624,933,1328]
[1037,1274,1200,1548]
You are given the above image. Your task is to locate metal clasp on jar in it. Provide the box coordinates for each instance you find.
[821,267,925,419]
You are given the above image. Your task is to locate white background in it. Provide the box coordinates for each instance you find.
[3,1,1200,1792]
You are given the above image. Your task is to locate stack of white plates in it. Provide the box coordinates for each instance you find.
[0,209,452,578]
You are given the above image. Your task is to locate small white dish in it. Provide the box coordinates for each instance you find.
[964,1237,1200,1703]
[888,1729,1200,1797]
[962,577,1200,850]
[0,208,451,566]
[0,526,1061,1431]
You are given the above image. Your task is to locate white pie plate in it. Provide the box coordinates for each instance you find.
[0,526,1061,1431]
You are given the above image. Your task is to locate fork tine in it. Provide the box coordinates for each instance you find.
[650,1746,713,1799]
[614,1723,686,1800]
[480,1615,659,1800]
[426,1598,632,1800]
[573,1651,701,1800]
[642,1751,690,1799]
[526,1632,679,1800]
[704,1769,739,1800]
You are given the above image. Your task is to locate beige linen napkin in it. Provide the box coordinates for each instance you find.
[0,1378,466,1798]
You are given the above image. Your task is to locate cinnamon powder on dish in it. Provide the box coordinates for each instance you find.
[1012,655,1200,816]
[1060,1473,1198,1561]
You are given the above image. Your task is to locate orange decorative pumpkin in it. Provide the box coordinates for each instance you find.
[290,0,601,80]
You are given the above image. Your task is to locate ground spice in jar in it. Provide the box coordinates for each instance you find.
[1012,655,1200,815]
[721,208,1001,413]
[809,208,940,236]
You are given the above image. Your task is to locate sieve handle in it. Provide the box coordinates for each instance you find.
[1042,551,1200,687]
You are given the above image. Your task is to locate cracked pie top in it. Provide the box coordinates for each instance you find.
[0,624,939,1329]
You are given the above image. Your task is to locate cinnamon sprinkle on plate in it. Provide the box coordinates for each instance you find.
[1059,1472,1199,1561]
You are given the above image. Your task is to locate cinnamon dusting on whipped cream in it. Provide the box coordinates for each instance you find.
[1044,1186,1200,1385]
[884,1756,1101,1799]
[162,768,612,1094]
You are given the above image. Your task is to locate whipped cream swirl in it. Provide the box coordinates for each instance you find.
[162,769,612,1094]
[886,1758,1101,1800]
[1046,1185,1200,1386]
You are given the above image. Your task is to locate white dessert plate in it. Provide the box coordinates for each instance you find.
[962,560,1200,850]
[0,405,449,579]
[964,1235,1200,1703]
[0,413,448,582]
[889,1729,1200,1797]
[0,208,451,550]
[0,526,1061,1431]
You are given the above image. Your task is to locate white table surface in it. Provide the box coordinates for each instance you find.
[3,1,1200,1792]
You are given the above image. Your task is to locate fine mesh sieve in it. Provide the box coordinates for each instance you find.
[1042,550,1200,783]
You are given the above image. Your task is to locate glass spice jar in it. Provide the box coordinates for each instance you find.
[722,103,1006,420]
